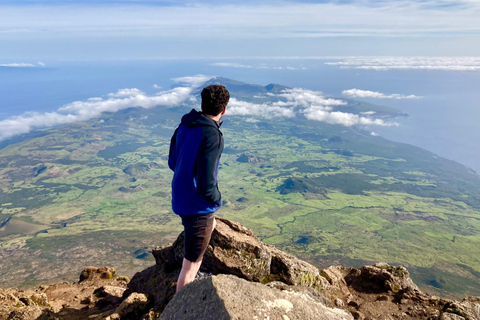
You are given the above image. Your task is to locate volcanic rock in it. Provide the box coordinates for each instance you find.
[2,217,480,320]
[159,274,353,320]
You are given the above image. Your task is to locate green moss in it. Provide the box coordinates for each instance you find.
[261,274,281,284]
[298,271,323,291]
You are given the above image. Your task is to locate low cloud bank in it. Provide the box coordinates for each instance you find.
[0,62,45,68]
[326,57,480,71]
[228,88,397,127]
[0,75,397,142]
[0,75,206,141]
[212,62,303,70]
[342,88,420,99]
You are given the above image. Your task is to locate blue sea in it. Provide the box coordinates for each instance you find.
[0,59,479,173]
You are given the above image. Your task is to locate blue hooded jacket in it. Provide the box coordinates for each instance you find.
[168,109,224,215]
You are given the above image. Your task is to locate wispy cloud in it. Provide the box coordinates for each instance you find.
[172,75,212,87]
[229,87,397,127]
[2,1,479,40]
[0,62,45,67]
[212,62,253,69]
[303,108,395,127]
[0,75,398,141]
[227,98,296,118]
[342,88,421,99]
[326,56,480,71]
[0,75,207,141]
[212,62,303,70]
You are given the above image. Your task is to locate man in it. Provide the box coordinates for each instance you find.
[168,84,229,293]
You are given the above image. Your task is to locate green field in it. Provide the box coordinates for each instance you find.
[1,78,480,299]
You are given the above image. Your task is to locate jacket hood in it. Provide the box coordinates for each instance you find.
[181,109,222,129]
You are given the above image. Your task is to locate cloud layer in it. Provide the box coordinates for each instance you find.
[0,75,205,141]
[342,89,421,99]
[0,75,397,142]
[227,88,397,127]
[0,62,45,67]
[326,57,480,71]
[211,62,302,70]
[1,1,480,59]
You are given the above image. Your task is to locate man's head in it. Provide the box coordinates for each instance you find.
[201,85,230,116]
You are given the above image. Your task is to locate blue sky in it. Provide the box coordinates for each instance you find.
[1,0,480,61]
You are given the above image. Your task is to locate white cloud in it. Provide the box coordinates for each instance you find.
[370,131,379,136]
[0,75,398,141]
[342,88,421,99]
[227,98,295,118]
[229,87,397,127]
[0,63,36,67]
[276,88,347,108]
[327,57,480,71]
[304,108,397,127]
[0,62,45,67]
[153,84,162,89]
[0,75,211,141]
[212,62,299,70]
[212,62,253,68]
[172,75,213,87]
[1,1,480,41]
[108,88,145,98]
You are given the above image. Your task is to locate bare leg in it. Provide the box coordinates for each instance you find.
[176,217,216,293]
[176,258,202,293]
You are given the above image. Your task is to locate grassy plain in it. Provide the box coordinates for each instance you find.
[1,79,480,299]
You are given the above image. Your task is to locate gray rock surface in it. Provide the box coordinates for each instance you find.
[160,274,353,320]
[129,217,329,312]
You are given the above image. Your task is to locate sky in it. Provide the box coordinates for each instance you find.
[1,0,480,61]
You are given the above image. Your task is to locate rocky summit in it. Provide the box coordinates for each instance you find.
[1,217,480,320]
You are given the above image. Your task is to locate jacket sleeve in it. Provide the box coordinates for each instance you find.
[195,127,222,205]
[168,128,179,172]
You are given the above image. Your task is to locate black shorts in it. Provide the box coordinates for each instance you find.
[181,213,215,262]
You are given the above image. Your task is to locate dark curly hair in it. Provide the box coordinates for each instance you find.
[201,85,230,116]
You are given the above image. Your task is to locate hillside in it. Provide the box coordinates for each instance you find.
[1,77,480,299]
[1,218,479,320]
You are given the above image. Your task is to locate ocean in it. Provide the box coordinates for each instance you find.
[0,58,479,173]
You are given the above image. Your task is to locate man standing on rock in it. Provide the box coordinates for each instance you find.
[168,84,229,293]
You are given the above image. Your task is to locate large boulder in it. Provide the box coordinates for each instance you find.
[159,274,353,320]
[128,217,329,312]
[345,262,420,294]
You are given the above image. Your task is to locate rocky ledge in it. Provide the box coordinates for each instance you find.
[1,217,480,320]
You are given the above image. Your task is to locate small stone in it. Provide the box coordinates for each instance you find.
[117,276,130,283]
[93,286,126,298]
[80,267,99,282]
[376,295,389,302]
[351,310,365,320]
[105,314,121,320]
[282,315,290,320]
[114,293,150,318]
[335,299,345,307]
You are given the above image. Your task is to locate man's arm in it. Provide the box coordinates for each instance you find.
[195,127,222,205]
[168,128,179,172]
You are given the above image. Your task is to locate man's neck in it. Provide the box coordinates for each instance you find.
[203,113,223,123]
